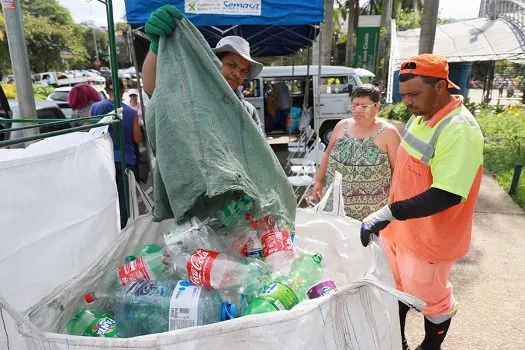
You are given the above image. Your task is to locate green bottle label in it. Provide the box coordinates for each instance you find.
[84,313,117,337]
[257,283,298,310]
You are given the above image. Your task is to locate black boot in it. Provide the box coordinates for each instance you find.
[399,302,411,350]
[417,317,451,350]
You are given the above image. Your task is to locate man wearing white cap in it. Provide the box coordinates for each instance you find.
[142,5,263,131]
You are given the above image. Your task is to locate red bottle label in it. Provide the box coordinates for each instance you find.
[186,249,219,288]
[117,257,151,285]
[257,215,276,233]
[261,230,293,257]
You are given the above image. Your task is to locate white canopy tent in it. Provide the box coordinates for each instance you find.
[392,17,525,68]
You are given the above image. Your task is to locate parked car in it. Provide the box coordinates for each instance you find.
[46,86,109,118]
[0,84,71,146]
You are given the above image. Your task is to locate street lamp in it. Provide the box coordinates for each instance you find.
[86,20,100,62]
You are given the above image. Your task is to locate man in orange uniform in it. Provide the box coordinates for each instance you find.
[360,54,484,350]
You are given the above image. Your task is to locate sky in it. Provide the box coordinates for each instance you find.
[59,0,483,27]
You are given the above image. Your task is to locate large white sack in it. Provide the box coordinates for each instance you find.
[3,173,424,349]
[0,128,120,349]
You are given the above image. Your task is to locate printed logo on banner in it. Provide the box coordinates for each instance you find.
[1,0,17,9]
[185,0,261,16]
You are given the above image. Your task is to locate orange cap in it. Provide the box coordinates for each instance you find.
[399,53,459,90]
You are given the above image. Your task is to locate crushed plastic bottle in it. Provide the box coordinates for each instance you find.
[163,217,223,253]
[67,299,119,337]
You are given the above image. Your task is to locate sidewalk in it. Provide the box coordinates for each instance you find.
[405,173,525,349]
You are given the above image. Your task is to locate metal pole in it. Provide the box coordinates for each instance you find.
[106,0,129,218]
[509,164,523,196]
[2,0,38,144]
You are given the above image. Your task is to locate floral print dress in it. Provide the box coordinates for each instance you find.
[324,120,392,221]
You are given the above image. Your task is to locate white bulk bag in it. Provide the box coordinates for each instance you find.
[1,172,424,349]
[0,128,120,349]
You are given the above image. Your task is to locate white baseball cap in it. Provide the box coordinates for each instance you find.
[128,89,139,96]
[212,36,263,81]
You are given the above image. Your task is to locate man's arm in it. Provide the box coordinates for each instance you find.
[142,51,157,96]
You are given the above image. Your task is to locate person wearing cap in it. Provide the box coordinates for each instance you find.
[360,54,484,350]
[142,5,263,131]
[127,89,143,119]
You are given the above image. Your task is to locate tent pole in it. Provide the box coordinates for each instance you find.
[131,28,155,191]
[315,27,323,168]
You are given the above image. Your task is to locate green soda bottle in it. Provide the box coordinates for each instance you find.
[245,253,323,315]
[125,244,162,263]
[67,303,118,337]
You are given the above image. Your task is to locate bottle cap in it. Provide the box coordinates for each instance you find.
[125,255,136,263]
[221,302,236,321]
[312,253,323,264]
[245,213,253,221]
[250,221,258,230]
[84,292,95,303]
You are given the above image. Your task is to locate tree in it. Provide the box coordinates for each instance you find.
[83,26,109,68]
[419,0,440,53]
[312,0,334,65]
[21,0,73,26]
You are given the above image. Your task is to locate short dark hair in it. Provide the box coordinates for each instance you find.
[398,73,444,87]
[105,77,124,93]
[351,84,380,103]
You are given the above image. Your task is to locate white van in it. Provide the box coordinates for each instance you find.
[244,65,363,144]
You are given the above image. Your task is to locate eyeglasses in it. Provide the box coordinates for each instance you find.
[401,61,417,70]
[350,103,376,112]
[223,61,249,76]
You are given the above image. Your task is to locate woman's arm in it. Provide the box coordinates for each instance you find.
[385,126,401,173]
[312,121,345,199]
[142,51,157,96]
[132,114,143,144]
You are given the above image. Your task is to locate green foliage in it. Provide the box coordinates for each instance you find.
[1,83,55,100]
[21,0,73,26]
[378,102,412,122]
[396,9,421,31]
[476,105,525,207]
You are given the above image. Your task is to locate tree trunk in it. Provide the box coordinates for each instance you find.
[419,0,440,54]
[377,0,392,83]
[312,0,334,65]
[345,0,358,66]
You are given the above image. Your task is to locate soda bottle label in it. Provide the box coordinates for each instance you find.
[84,313,117,337]
[261,230,293,257]
[125,279,172,298]
[187,249,220,287]
[169,280,202,330]
[117,257,152,285]
[257,215,276,233]
[242,231,263,258]
[307,280,338,299]
[256,283,298,310]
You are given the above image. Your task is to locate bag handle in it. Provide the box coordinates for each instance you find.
[126,169,153,221]
[339,275,426,311]
[0,293,46,343]
[313,171,346,217]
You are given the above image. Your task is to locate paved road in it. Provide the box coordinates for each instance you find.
[405,173,525,349]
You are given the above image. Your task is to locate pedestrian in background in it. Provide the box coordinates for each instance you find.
[68,83,102,124]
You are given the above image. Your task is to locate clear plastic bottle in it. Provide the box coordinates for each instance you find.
[245,254,324,315]
[216,195,253,227]
[169,248,272,298]
[163,217,223,253]
[260,229,296,276]
[113,279,225,337]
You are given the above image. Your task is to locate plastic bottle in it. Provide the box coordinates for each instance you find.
[260,229,296,275]
[116,250,175,286]
[125,244,162,263]
[216,195,253,227]
[163,217,223,253]
[67,300,119,337]
[169,248,272,297]
[115,279,225,337]
[245,254,324,315]
[242,221,263,258]
[307,280,338,299]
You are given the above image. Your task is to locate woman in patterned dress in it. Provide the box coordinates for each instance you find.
[312,84,401,221]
